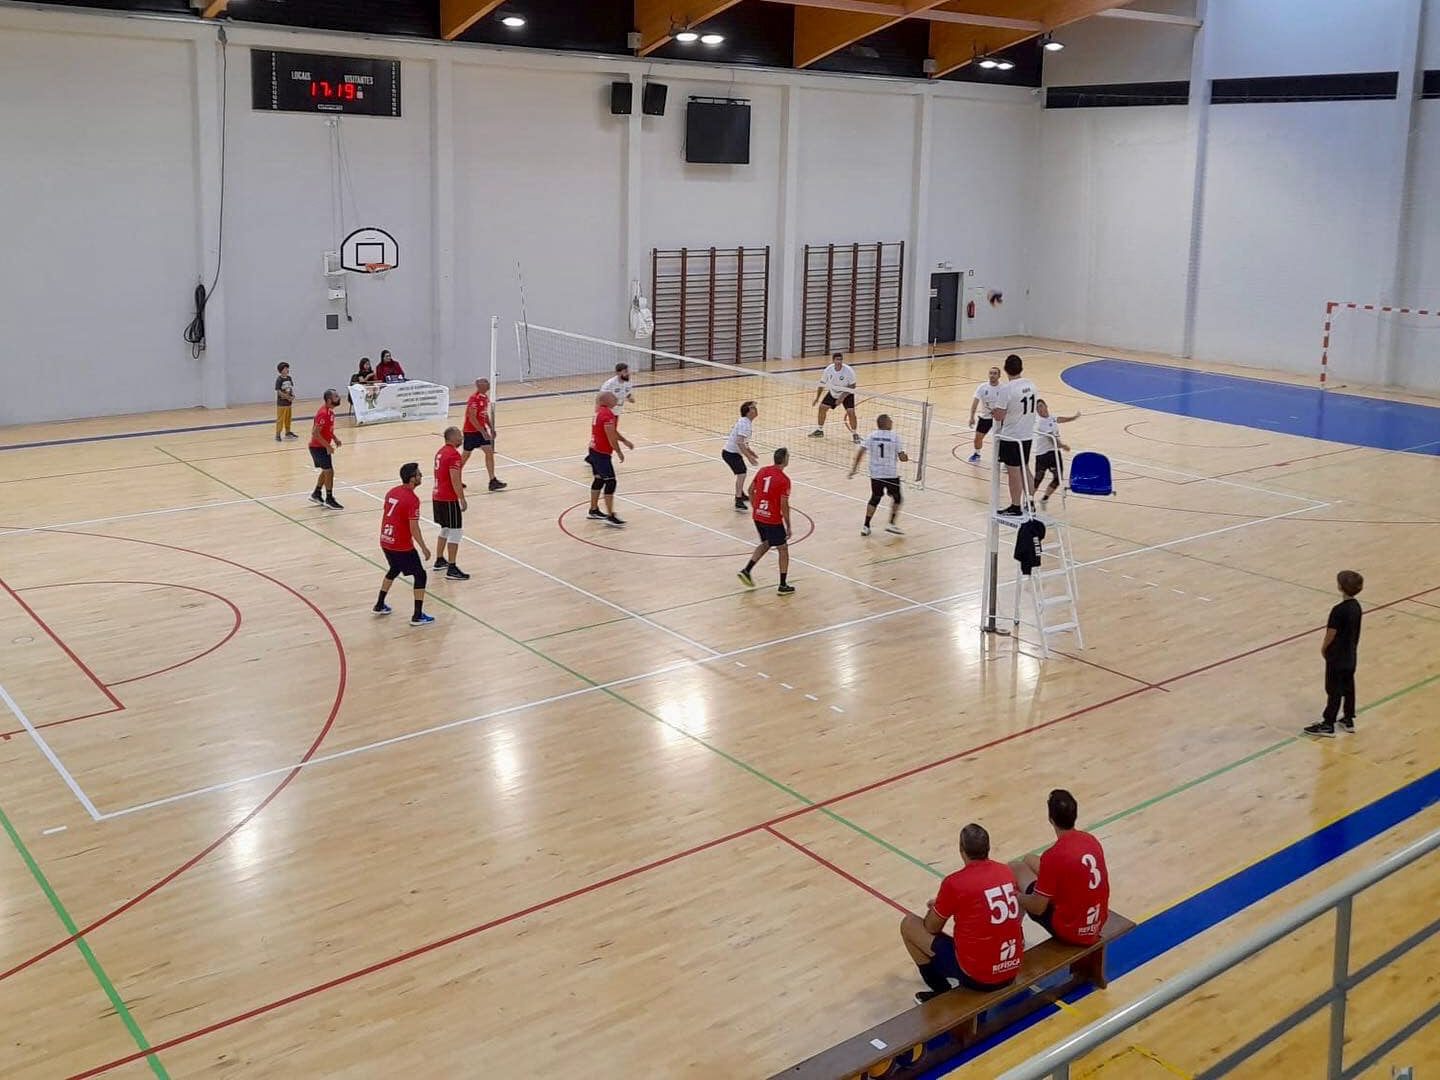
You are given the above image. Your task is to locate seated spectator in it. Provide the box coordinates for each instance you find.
[375,349,406,383]
[350,357,376,386]
[1010,789,1110,946]
[900,823,1024,1004]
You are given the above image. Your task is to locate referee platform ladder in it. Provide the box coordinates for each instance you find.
[979,431,1083,658]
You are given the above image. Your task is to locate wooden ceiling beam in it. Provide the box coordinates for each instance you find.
[635,1,746,56]
[771,0,1043,33]
[793,0,952,68]
[200,0,227,18]
[929,0,1135,77]
[439,0,506,41]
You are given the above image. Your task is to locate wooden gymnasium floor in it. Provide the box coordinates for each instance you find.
[1,338,1437,1079]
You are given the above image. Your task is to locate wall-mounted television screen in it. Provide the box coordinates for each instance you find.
[686,100,751,164]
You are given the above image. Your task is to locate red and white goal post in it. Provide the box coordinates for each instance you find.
[1320,300,1440,392]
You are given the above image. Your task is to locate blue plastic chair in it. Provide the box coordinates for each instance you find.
[1068,451,1114,496]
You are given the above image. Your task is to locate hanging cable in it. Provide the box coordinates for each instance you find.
[185,27,228,357]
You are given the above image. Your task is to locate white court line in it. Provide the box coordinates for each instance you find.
[352,487,720,659]
[0,682,101,821]
[0,487,334,539]
[664,443,984,538]
[500,453,948,614]
[41,826,68,836]
[93,494,1328,822]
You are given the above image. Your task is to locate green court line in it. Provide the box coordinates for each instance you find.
[0,804,169,1079]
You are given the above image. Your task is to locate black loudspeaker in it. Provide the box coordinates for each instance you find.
[643,81,667,116]
[610,81,632,115]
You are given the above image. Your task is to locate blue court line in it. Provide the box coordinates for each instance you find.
[918,763,1440,1078]
[0,345,1030,454]
[1061,357,1440,456]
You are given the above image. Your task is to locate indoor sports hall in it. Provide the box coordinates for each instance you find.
[1,3,1437,1079]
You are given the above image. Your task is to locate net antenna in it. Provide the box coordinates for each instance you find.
[515,321,935,486]
[516,261,533,380]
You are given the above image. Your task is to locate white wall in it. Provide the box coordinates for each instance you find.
[1030,107,1191,354]
[0,27,201,424]
[1205,0,1412,79]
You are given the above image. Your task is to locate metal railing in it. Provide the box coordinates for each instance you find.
[999,824,1440,1080]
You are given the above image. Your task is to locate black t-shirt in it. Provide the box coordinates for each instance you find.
[1325,598,1362,671]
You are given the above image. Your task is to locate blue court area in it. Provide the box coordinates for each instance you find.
[1061,358,1440,455]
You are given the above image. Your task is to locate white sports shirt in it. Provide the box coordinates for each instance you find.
[819,363,858,399]
[973,382,1004,420]
[862,430,904,480]
[996,378,1039,441]
[600,375,634,410]
[724,416,754,455]
[1034,414,1060,452]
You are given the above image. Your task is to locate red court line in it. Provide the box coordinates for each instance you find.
[0,573,123,712]
[1204,446,1364,479]
[0,705,123,742]
[60,584,1440,1078]
[766,825,913,917]
[0,530,347,985]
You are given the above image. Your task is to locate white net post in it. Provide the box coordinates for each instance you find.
[488,314,499,429]
[510,322,934,486]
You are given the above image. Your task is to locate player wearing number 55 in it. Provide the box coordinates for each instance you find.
[900,823,1024,1004]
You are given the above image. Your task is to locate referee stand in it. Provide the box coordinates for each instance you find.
[980,431,1083,657]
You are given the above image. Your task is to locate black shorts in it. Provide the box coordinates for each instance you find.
[1034,452,1063,481]
[1024,880,1056,936]
[308,446,333,470]
[822,392,856,411]
[869,478,902,504]
[754,521,788,547]
[975,417,994,435]
[721,450,748,476]
[929,933,1016,993]
[586,449,616,480]
[463,431,492,451]
[433,501,463,530]
[998,439,1032,468]
[382,547,424,579]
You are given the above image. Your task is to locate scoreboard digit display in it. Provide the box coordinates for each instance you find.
[251,49,401,117]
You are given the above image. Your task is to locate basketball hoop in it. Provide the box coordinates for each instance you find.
[363,262,394,279]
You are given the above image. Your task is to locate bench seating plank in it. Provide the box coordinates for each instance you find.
[770,913,1136,1080]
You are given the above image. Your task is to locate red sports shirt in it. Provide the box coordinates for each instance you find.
[464,392,491,435]
[933,859,1025,985]
[1034,829,1110,945]
[591,406,617,454]
[434,444,463,502]
[380,485,420,551]
[750,465,790,526]
[310,405,335,449]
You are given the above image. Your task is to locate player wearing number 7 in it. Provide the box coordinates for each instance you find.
[900,823,1024,1004]
[850,413,909,536]
[1009,788,1110,946]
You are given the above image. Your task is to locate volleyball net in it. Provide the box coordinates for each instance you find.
[514,322,934,485]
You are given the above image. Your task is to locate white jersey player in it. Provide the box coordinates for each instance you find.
[967,367,1004,464]
[722,401,761,510]
[850,414,909,536]
[989,353,1040,516]
[1032,399,1080,508]
[600,362,635,412]
[811,352,860,443]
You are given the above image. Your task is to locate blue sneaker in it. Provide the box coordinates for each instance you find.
[968,452,981,464]
[410,612,436,627]
[373,603,392,616]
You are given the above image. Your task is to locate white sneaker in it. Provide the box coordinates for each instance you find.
[860,525,871,536]
[885,524,904,535]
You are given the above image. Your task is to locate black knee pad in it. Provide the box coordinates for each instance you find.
[603,478,617,495]
[413,567,428,589]
[591,477,606,493]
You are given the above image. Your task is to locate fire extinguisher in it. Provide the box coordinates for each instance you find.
[966,299,976,319]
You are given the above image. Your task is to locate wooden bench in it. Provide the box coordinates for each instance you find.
[769,913,1136,1080]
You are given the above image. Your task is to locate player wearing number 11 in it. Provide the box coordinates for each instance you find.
[900,823,1023,1004]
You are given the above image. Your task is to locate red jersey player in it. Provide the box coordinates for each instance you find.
[586,390,633,527]
[461,377,506,491]
[374,462,434,626]
[431,427,470,581]
[901,823,1024,1002]
[308,388,344,510]
[738,448,795,595]
[1012,788,1110,946]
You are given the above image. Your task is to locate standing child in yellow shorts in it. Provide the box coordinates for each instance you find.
[275,362,297,441]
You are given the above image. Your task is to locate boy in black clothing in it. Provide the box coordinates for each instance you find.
[1304,570,1363,738]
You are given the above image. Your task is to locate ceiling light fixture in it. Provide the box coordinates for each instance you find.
[978,58,998,69]
[700,32,724,45]
[675,30,699,43]
[500,13,525,28]
[995,59,1015,71]
[1041,35,1064,52]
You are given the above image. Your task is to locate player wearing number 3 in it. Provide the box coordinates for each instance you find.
[900,823,1024,1003]
[1009,789,1110,947]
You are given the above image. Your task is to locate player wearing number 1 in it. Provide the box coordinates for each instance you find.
[738,448,795,595]
[1010,789,1110,947]
[901,823,1024,1003]
[850,414,909,536]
